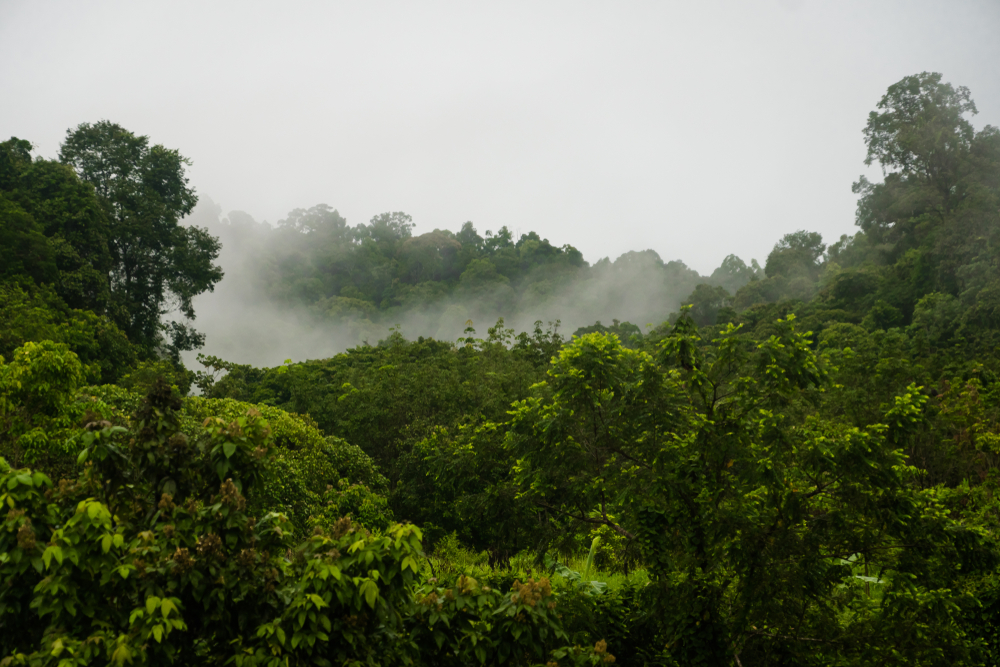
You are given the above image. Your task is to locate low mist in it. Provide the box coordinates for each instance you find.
[179,197,748,369]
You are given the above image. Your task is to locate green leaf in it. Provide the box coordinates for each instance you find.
[223,440,237,459]
[361,580,379,608]
[42,545,63,567]
[111,643,131,665]
[161,598,177,617]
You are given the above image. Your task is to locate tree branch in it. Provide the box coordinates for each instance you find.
[534,500,636,539]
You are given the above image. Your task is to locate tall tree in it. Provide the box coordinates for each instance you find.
[862,72,977,211]
[853,73,1000,250]
[58,121,222,355]
[764,230,826,280]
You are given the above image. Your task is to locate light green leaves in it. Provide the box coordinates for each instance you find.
[360,579,379,608]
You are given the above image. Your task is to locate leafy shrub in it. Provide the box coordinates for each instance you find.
[0,340,86,470]
[84,386,392,535]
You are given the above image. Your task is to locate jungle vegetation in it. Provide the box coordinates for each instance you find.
[2,72,1000,665]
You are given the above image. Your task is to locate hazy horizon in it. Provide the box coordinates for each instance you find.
[3,1,998,276]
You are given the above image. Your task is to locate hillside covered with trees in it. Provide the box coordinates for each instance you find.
[180,200,757,365]
[2,72,1000,665]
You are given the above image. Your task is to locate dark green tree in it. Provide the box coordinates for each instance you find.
[853,72,1000,253]
[764,230,826,280]
[681,283,733,326]
[572,319,643,349]
[860,72,978,219]
[58,121,222,354]
[1,138,112,313]
[707,254,761,294]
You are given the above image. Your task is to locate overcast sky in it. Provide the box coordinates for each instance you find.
[3,0,998,274]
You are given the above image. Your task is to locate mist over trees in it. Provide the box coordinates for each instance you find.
[182,198,765,366]
[3,72,1000,664]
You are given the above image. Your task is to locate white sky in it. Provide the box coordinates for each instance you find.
[3,0,998,274]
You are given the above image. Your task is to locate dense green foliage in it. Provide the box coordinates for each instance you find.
[0,381,612,665]
[3,72,1000,664]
